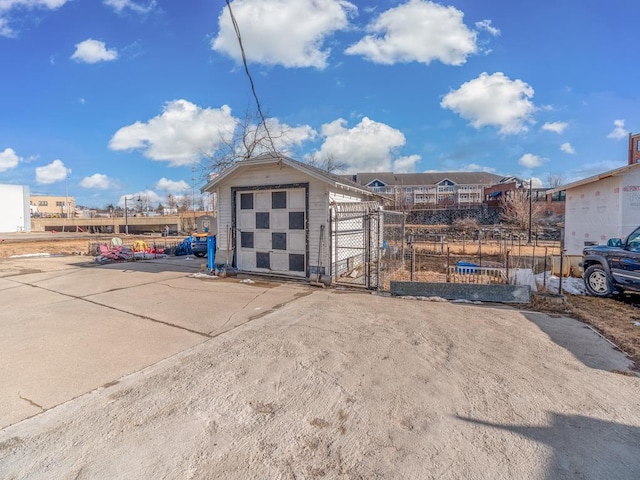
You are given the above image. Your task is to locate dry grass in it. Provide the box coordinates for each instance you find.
[531,293,640,369]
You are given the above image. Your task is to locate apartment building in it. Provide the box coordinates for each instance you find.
[345,172,505,209]
[30,195,76,217]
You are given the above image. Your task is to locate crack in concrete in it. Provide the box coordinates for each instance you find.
[18,393,43,411]
[14,281,212,339]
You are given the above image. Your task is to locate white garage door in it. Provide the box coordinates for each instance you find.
[236,188,307,276]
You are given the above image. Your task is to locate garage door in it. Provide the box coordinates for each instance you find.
[235,188,307,276]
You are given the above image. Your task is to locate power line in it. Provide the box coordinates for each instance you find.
[224,0,278,157]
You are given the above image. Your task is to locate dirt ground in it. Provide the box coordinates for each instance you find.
[2,233,639,368]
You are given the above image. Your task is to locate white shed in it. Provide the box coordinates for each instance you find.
[201,154,382,282]
[547,163,640,256]
[0,184,31,233]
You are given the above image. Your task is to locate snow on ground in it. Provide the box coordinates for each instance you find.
[535,271,586,295]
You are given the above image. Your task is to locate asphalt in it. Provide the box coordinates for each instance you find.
[0,254,310,429]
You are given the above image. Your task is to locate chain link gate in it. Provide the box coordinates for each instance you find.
[330,203,405,290]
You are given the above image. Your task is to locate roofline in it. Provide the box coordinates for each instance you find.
[546,162,640,194]
[200,154,382,199]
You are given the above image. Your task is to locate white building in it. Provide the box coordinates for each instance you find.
[547,163,640,255]
[201,154,382,282]
[0,184,31,233]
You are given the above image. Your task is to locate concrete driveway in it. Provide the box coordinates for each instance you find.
[0,255,310,428]
[0,255,638,479]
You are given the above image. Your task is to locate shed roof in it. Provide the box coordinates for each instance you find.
[546,162,640,195]
[200,153,381,199]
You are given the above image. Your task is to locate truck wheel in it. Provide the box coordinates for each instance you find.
[584,265,613,297]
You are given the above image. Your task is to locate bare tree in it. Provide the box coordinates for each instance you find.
[166,194,178,212]
[453,217,480,252]
[307,153,348,173]
[500,190,546,231]
[546,173,566,188]
[178,195,192,213]
[202,107,290,174]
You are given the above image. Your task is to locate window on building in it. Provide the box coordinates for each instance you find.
[38,201,48,206]
[56,201,64,207]
[240,193,253,210]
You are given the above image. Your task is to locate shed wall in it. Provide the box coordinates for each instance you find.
[564,177,622,255]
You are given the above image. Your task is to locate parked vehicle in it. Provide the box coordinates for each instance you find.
[580,226,640,297]
[191,232,213,257]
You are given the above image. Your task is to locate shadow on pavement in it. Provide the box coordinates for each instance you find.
[522,311,635,373]
[458,413,640,479]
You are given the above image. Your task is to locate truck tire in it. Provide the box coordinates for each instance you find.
[583,264,613,297]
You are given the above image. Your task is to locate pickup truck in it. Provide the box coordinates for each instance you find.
[581,225,640,297]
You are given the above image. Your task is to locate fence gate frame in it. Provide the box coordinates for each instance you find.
[330,203,405,290]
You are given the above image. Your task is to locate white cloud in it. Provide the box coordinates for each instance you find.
[393,155,421,173]
[475,19,500,36]
[0,147,21,172]
[103,0,156,14]
[529,177,544,188]
[607,119,628,140]
[518,153,547,169]
[80,173,112,189]
[71,39,118,63]
[212,0,355,69]
[441,72,535,135]
[0,0,70,38]
[560,142,575,154]
[109,100,238,166]
[461,163,496,173]
[345,0,477,66]
[156,177,189,192]
[35,159,70,184]
[261,118,317,153]
[542,121,568,134]
[308,117,411,172]
[117,190,161,208]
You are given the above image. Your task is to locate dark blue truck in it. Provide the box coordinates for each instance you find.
[581,226,640,297]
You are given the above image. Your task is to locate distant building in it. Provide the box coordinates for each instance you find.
[0,184,31,233]
[30,195,76,218]
[628,132,640,165]
[344,172,504,210]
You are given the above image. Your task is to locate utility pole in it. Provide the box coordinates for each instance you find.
[192,166,196,213]
[528,178,533,244]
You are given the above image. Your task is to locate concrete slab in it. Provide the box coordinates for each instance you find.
[0,257,313,429]
[391,281,531,303]
[87,277,312,335]
[9,266,188,297]
[0,284,205,429]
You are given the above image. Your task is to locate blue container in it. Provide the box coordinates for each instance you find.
[207,235,216,271]
[456,261,478,274]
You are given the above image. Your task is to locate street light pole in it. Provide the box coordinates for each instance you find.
[124,197,129,235]
[124,196,141,234]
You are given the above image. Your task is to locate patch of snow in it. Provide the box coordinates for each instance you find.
[535,271,586,295]
[190,272,218,279]
[9,253,51,258]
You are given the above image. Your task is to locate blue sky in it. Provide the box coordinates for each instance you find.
[1,0,639,209]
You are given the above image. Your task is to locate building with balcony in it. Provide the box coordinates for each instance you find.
[344,172,505,210]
